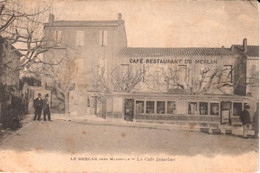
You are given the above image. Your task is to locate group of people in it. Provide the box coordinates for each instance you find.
[33,93,51,121]
[240,105,258,138]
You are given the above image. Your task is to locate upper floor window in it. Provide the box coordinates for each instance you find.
[76,31,85,46]
[178,65,187,80]
[167,65,188,90]
[222,65,233,83]
[54,30,62,43]
[99,30,107,46]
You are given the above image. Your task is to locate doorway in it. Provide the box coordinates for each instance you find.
[124,99,134,121]
[221,101,231,125]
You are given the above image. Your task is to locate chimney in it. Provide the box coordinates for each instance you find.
[231,45,234,52]
[49,13,55,25]
[243,38,247,53]
[118,13,122,21]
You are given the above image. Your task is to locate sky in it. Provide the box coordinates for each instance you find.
[47,0,259,48]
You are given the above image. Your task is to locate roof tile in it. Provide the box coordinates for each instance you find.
[120,47,235,57]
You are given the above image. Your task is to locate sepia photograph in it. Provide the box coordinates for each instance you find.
[0,0,259,172]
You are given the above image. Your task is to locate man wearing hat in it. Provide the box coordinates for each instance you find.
[240,105,251,138]
[43,94,51,121]
[33,93,43,121]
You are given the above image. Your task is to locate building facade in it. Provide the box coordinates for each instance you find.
[43,14,259,128]
[43,13,127,115]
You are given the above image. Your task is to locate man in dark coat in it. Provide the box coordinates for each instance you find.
[33,93,43,121]
[240,105,251,138]
[43,94,51,121]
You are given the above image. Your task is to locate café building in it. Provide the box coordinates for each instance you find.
[43,14,258,128]
[103,44,256,128]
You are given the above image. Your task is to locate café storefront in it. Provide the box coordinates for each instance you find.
[103,92,253,128]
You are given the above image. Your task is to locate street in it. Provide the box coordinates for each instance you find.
[0,115,258,172]
[0,115,258,156]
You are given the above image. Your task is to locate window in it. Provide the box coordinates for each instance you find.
[99,30,107,46]
[146,101,154,114]
[210,103,219,115]
[222,65,232,83]
[136,101,144,114]
[145,65,165,90]
[178,65,187,81]
[233,102,242,116]
[167,101,176,114]
[54,30,62,43]
[157,101,165,114]
[188,102,197,115]
[199,102,208,115]
[76,31,84,46]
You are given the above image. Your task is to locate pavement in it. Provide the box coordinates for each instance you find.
[0,113,258,172]
[0,113,255,139]
[50,113,255,137]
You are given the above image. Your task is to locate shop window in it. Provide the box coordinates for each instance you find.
[157,101,165,114]
[233,102,242,116]
[99,30,107,46]
[146,101,154,114]
[210,103,219,115]
[199,102,208,115]
[76,31,85,46]
[188,102,197,115]
[167,101,176,114]
[136,100,144,114]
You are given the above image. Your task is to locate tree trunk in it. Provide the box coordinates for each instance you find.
[64,90,70,116]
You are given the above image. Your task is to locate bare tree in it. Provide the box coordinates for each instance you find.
[25,47,78,115]
[161,66,233,95]
[0,0,56,73]
[92,64,146,94]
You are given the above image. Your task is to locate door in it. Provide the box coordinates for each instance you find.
[124,99,134,121]
[221,101,231,125]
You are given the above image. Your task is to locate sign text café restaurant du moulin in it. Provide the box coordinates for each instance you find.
[42,13,259,129]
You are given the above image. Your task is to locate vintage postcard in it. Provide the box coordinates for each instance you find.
[0,0,259,172]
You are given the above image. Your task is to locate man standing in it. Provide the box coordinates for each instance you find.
[43,94,51,121]
[33,93,43,121]
[240,105,251,138]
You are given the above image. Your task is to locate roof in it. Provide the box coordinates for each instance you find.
[231,45,259,57]
[44,20,124,27]
[120,47,236,57]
